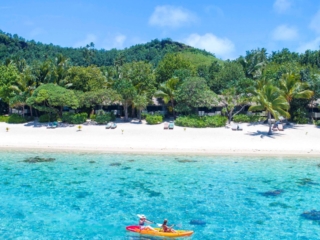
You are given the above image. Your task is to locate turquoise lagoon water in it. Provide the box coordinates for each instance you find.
[0,152,320,239]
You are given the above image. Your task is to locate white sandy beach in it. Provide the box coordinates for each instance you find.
[1,119,319,156]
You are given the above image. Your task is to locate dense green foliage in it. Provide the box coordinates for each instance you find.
[61,112,87,124]
[175,115,227,128]
[95,112,116,124]
[39,113,58,123]
[145,114,163,124]
[0,30,319,126]
[7,113,32,123]
[232,114,250,123]
[0,115,9,122]
[0,31,213,67]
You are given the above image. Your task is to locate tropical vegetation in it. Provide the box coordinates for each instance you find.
[0,30,319,129]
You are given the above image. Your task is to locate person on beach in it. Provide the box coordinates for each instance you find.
[161,219,176,232]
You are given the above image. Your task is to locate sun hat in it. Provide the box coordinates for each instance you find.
[137,214,146,219]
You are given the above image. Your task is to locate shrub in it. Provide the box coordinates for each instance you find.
[204,115,227,127]
[316,120,320,126]
[141,112,148,120]
[71,113,88,124]
[90,114,96,120]
[39,114,57,123]
[249,115,266,123]
[146,114,163,124]
[233,114,250,123]
[62,112,88,124]
[175,115,227,128]
[292,108,309,124]
[62,112,73,123]
[7,114,30,124]
[95,112,116,124]
[0,115,9,122]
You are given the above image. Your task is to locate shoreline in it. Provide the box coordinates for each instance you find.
[1,144,320,158]
[1,121,320,157]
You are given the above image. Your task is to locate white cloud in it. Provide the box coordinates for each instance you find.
[297,37,320,52]
[310,10,320,33]
[272,25,298,41]
[149,5,196,28]
[102,34,127,50]
[113,34,126,48]
[73,34,97,48]
[273,0,291,13]
[183,33,235,59]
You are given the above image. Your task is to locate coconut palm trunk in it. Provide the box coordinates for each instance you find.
[268,111,272,135]
[170,99,175,118]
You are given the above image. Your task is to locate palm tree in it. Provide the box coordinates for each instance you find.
[249,84,290,135]
[154,77,179,117]
[133,94,148,122]
[9,66,36,116]
[279,72,314,104]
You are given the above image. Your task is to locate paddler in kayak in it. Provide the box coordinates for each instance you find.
[138,215,155,231]
[161,219,176,233]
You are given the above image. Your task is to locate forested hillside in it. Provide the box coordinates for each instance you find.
[0,30,215,67]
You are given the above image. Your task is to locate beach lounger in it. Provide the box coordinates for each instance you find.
[237,125,243,131]
[47,122,53,129]
[52,121,58,128]
[169,121,174,130]
[231,125,237,131]
[111,122,117,129]
[277,123,284,131]
[272,124,278,131]
[164,122,169,129]
[106,122,112,129]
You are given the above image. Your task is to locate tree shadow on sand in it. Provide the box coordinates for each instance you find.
[245,130,284,139]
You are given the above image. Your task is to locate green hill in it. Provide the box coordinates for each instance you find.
[0,30,217,67]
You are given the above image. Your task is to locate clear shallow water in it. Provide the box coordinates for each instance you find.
[0,152,320,239]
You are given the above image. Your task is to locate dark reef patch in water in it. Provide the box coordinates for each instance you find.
[136,168,144,171]
[89,161,96,164]
[190,219,206,225]
[269,202,291,208]
[75,191,92,199]
[66,181,86,185]
[301,210,320,221]
[121,167,131,170]
[110,163,121,166]
[23,156,55,163]
[128,160,135,162]
[261,190,284,197]
[177,159,197,163]
[297,178,319,186]
[146,189,162,197]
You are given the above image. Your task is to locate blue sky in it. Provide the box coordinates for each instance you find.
[1,0,320,59]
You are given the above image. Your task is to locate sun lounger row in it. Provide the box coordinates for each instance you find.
[47,121,58,129]
[272,123,284,131]
[164,121,174,130]
[106,122,117,129]
[231,124,243,131]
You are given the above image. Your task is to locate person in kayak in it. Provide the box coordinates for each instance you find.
[161,219,176,233]
[139,215,152,226]
[138,215,155,231]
